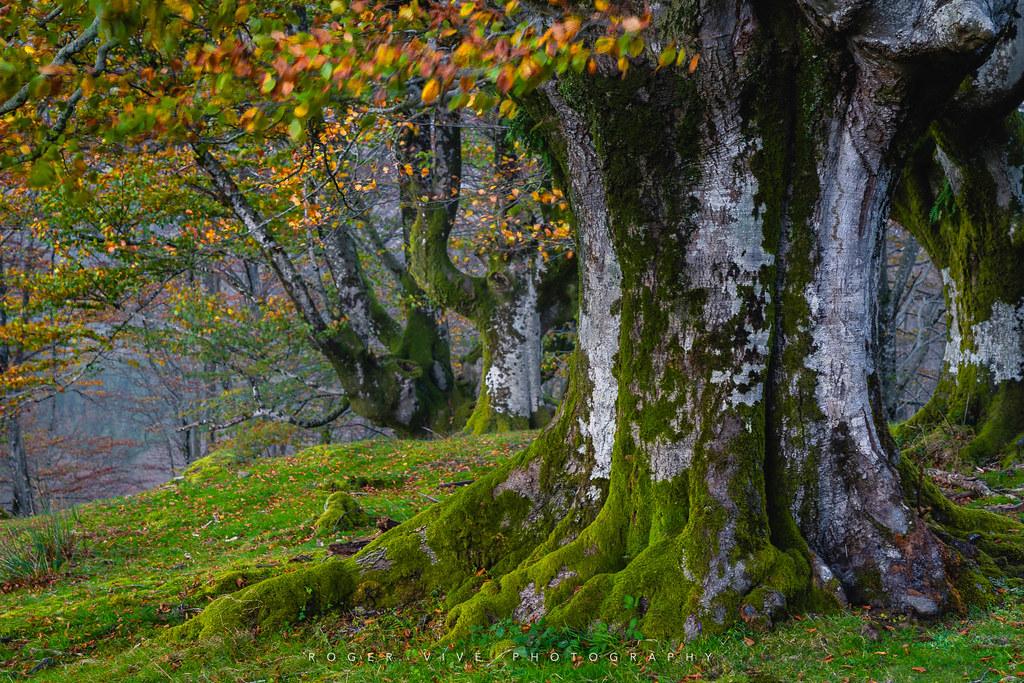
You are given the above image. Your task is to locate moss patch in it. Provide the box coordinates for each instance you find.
[314,492,370,535]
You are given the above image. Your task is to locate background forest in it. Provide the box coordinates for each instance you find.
[2,0,1024,681]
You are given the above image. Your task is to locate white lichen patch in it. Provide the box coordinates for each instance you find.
[686,111,773,411]
[970,301,1024,381]
[512,569,576,624]
[649,432,697,482]
[416,526,438,564]
[943,269,1024,381]
[484,258,544,418]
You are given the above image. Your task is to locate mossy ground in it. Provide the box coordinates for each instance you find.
[1,432,1023,682]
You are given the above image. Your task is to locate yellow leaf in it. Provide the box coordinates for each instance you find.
[658,45,676,69]
[594,37,616,55]
[421,78,441,104]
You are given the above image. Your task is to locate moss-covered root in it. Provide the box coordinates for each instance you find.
[896,374,1024,465]
[898,457,1024,578]
[443,509,827,643]
[171,411,599,641]
[171,560,358,641]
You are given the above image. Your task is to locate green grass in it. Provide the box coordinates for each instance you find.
[1,431,1022,682]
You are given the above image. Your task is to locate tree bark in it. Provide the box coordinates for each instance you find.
[6,412,36,517]
[894,115,1024,462]
[179,0,1024,643]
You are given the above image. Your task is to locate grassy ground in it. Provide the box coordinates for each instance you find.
[1,432,1022,682]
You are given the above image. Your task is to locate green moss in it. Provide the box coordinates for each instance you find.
[314,492,370,535]
[198,565,283,600]
[182,449,245,483]
[171,560,357,640]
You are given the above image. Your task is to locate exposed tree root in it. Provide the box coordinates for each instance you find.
[168,443,1024,645]
[899,457,1024,580]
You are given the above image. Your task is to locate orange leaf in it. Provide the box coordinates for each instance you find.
[421,78,441,104]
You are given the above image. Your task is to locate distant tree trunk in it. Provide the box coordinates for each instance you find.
[6,413,35,517]
[181,0,1024,644]
[894,113,1024,461]
[398,115,551,432]
[876,230,927,420]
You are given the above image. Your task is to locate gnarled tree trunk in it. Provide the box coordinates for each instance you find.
[398,114,556,433]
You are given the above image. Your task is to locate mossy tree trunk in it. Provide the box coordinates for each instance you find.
[894,112,1024,462]
[398,113,558,433]
[194,145,465,437]
[180,0,1024,643]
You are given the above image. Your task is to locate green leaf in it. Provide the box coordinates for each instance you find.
[28,158,56,187]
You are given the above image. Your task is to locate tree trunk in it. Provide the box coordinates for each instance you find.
[894,115,1024,462]
[6,413,36,517]
[399,115,549,432]
[463,255,545,433]
[179,0,1024,643]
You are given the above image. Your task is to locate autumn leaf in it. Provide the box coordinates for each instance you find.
[658,45,677,69]
[621,16,645,33]
[421,78,441,104]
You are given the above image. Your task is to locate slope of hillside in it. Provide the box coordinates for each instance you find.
[1,433,1022,682]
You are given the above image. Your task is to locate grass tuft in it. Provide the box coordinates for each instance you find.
[0,509,79,584]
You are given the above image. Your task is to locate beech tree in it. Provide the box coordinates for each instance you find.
[397,111,575,432]
[192,139,470,437]
[174,0,1024,643]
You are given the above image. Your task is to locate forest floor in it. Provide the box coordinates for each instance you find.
[1,431,1023,682]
